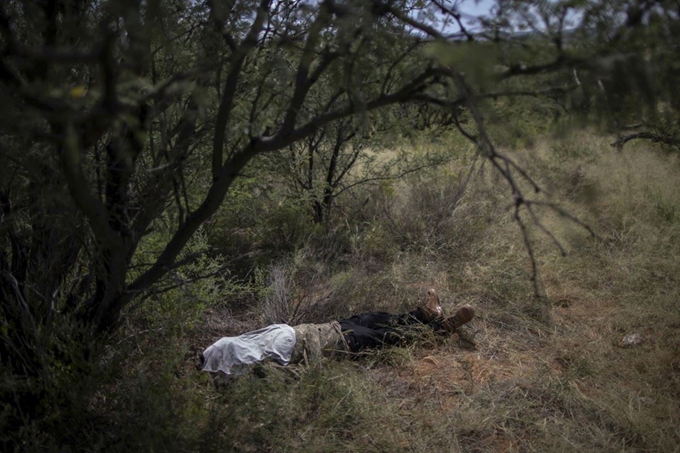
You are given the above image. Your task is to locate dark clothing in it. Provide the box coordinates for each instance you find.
[339,310,442,352]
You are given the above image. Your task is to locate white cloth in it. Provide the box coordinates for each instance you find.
[201,324,296,375]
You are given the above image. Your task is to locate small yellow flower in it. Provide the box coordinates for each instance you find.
[69,86,87,99]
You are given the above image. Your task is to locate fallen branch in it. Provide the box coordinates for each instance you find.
[612,131,680,151]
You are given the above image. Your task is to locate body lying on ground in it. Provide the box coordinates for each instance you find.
[200,289,475,378]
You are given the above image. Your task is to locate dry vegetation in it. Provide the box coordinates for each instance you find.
[89,130,679,453]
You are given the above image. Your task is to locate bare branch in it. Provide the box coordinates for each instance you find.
[528,201,600,240]
[211,0,271,180]
[279,1,334,136]
[525,203,567,257]
[60,124,118,247]
[431,0,474,42]
[514,203,541,298]
[379,2,446,39]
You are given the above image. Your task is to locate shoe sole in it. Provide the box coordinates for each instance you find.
[443,305,475,331]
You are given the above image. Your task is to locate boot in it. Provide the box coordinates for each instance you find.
[419,288,443,322]
[441,305,475,332]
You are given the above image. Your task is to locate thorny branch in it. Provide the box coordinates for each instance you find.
[452,70,600,299]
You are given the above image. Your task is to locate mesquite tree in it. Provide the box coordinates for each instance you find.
[0,0,448,332]
[0,0,463,435]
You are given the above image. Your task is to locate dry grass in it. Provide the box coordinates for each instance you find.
[87,130,679,453]
[359,131,680,453]
[284,130,679,452]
